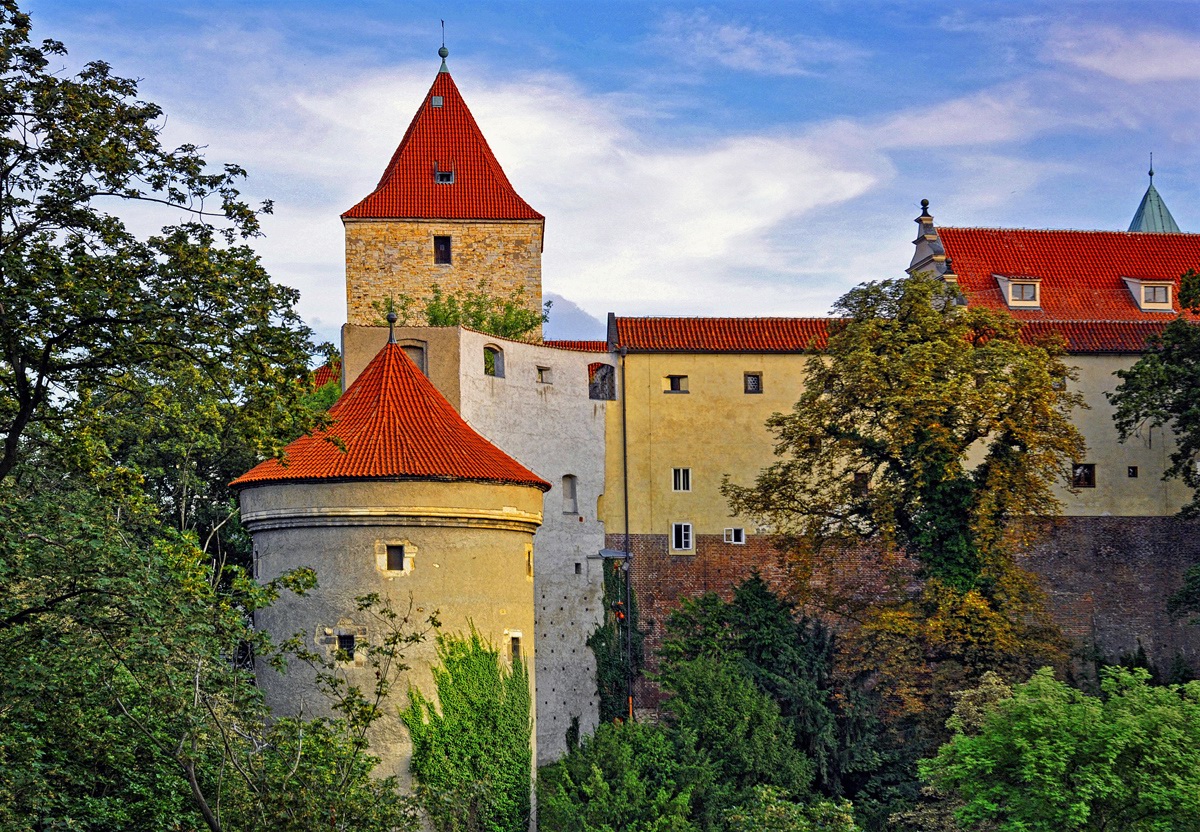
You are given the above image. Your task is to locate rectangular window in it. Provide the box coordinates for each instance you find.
[386,544,406,571]
[562,475,578,514]
[337,633,356,655]
[510,635,522,663]
[1128,466,1139,478]
[1072,463,1096,489]
[1144,285,1169,304]
[434,235,452,264]
[430,95,444,108]
[672,468,691,492]
[435,170,454,184]
[537,366,553,384]
[744,372,763,394]
[852,472,870,495]
[724,527,745,544]
[1012,283,1038,302]
[665,375,689,393]
[672,522,693,551]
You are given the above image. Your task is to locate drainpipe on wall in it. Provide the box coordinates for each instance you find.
[619,345,634,721]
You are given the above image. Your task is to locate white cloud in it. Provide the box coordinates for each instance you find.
[654,10,868,77]
[1048,26,1200,83]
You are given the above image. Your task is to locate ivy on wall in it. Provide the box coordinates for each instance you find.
[587,561,645,723]
[400,627,532,832]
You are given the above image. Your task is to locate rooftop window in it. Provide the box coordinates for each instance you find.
[994,275,1042,309]
[1123,277,1173,312]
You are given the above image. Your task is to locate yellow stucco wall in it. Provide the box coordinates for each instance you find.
[344,218,543,328]
[602,351,1190,541]
[242,478,542,783]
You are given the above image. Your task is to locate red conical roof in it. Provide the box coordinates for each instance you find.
[342,67,543,221]
[232,343,549,490]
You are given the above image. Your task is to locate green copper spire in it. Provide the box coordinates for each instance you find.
[1129,155,1182,233]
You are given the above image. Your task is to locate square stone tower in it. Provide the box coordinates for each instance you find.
[342,50,545,332]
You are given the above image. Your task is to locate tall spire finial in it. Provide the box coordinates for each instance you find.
[1149,152,1154,181]
[438,21,449,72]
[387,311,397,344]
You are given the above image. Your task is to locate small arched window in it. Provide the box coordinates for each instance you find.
[398,340,427,375]
[562,475,578,514]
[484,345,505,377]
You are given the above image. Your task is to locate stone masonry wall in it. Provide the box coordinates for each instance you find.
[619,518,1200,706]
[344,218,543,328]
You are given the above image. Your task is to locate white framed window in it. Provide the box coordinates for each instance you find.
[1011,282,1038,302]
[724,527,745,545]
[672,522,693,551]
[1144,285,1169,304]
[672,467,691,492]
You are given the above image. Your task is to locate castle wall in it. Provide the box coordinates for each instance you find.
[242,479,543,782]
[343,324,612,764]
[343,218,543,330]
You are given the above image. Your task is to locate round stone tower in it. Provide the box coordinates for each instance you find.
[233,337,549,781]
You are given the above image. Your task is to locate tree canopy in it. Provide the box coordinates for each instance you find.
[724,272,1085,590]
[922,667,1200,832]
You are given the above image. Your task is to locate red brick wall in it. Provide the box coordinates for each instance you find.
[614,517,1200,706]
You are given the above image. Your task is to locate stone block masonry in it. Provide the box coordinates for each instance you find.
[344,218,543,329]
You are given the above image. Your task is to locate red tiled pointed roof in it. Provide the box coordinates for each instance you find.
[613,317,831,353]
[233,343,549,490]
[939,227,1200,322]
[342,69,543,221]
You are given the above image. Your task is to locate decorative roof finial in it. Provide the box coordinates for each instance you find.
[920,198,931,218]
[1149,152,1154,181]
[387,311,398,344]
[439,21,449,72]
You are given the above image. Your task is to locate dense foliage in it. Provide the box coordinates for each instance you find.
[724,272,1084,590]
[401,629,533,832]
[1110,267,1200,517]
[587,559,645,723]
[922,667,1200,831]
[376,282,550,341]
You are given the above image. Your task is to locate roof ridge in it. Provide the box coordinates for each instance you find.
[943,226,1200,237]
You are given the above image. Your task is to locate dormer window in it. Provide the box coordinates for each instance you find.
[1122,277,1173,312]
[1012,283,1037,302]
[994,275,1042,309]
[431,95,444,108]
[434,167,454,185]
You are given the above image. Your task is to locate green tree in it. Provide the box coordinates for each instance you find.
[660,576,883,799]
[538,721,697,832]
[726,786,860,832]
[724,272,1085,590]
[0,474,427,832]
[1110,268,1200,517]
[921,667,1200,832]
[401,628,533,832]
[587,559,645,723]
[660,656,814,832]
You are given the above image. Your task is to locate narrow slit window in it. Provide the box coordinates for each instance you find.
[434,235,452,264]
[510,635,522,663]
[672,522,693,551]
[386,545,406,572]
[562,475,578,514]
[673,468,691,492]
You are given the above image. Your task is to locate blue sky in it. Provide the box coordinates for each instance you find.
[24,1,1200,342]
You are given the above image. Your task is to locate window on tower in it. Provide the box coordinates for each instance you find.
[434,235,452,264]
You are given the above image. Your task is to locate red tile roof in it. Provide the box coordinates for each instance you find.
[313,359,341,389]
[233,343,549,490]
[1019,320,1173,353]
[938,227,1200,322]
[613,317,831,353]
[541,339,609,352]
[342,69,543,221]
